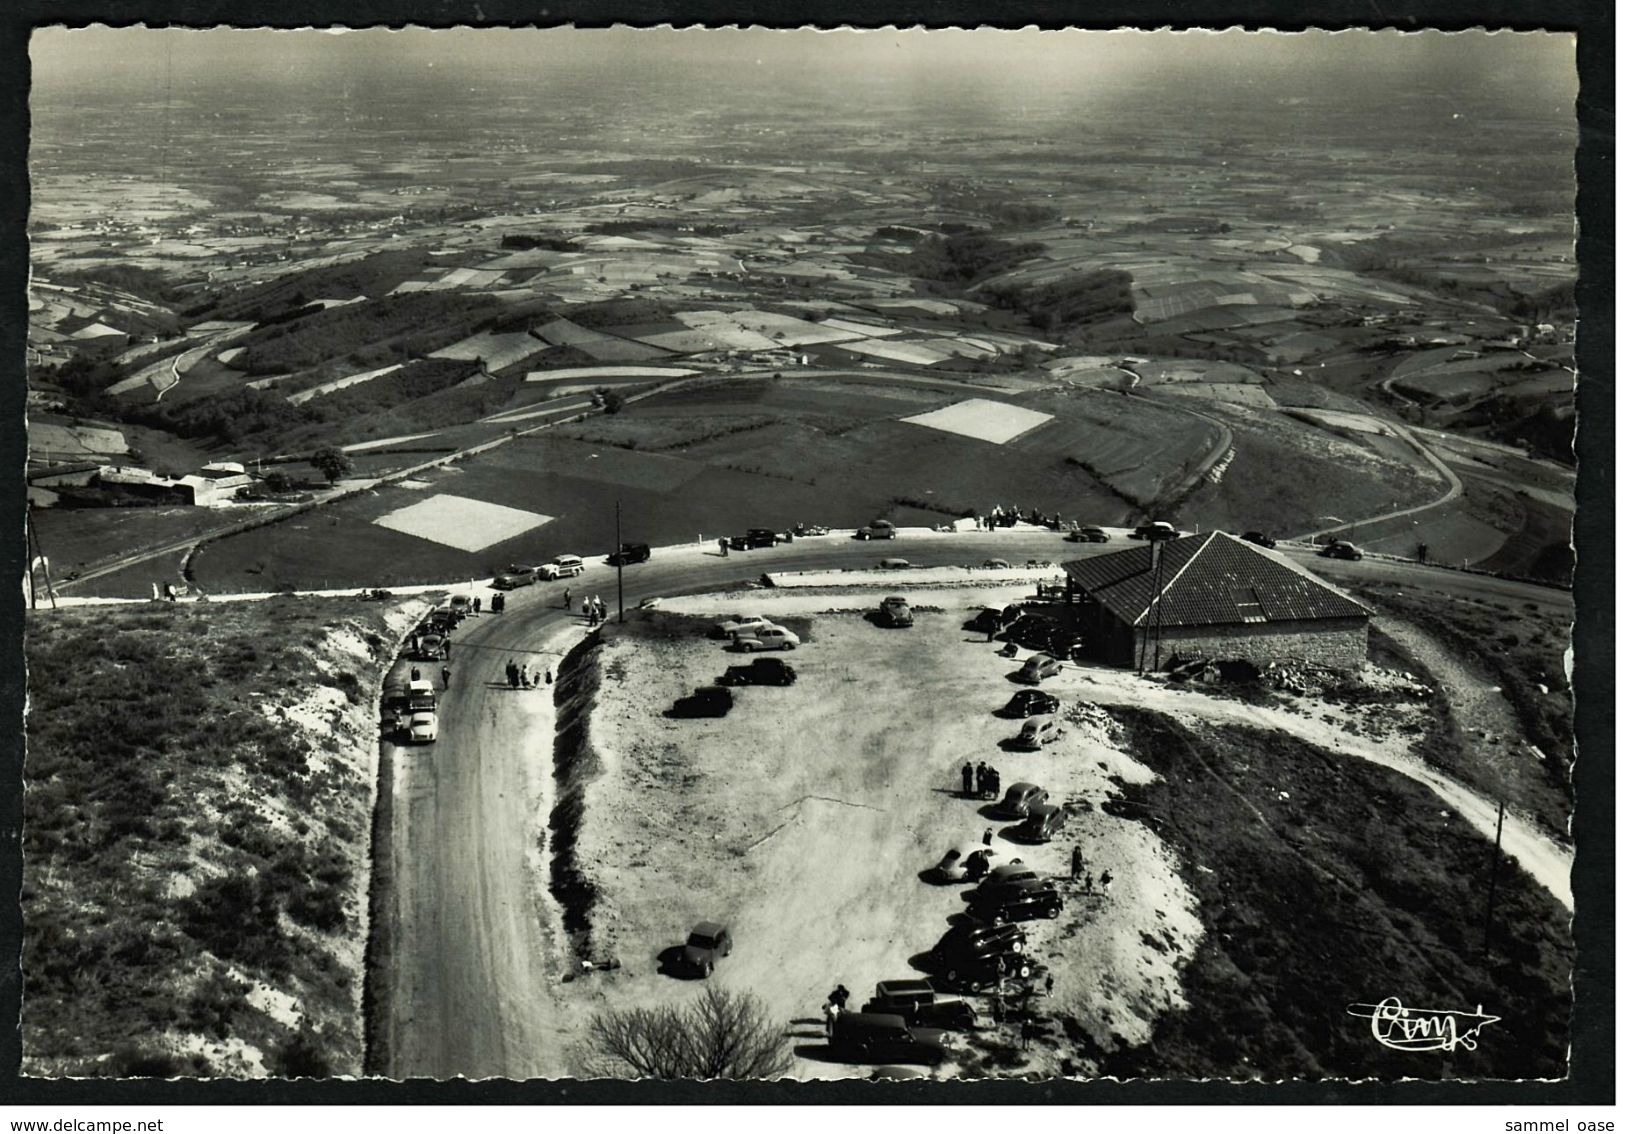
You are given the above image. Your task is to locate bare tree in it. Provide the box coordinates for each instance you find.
[576,985,793,1079]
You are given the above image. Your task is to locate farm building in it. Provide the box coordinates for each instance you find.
[1060,531,1371,670]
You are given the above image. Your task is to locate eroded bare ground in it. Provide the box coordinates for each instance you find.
[520,580,1568,1079]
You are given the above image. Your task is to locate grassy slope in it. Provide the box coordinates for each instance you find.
[22,598,404,1077]
[1096,708,1571,1081]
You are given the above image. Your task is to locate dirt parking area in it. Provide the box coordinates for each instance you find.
[551,587,1204,1079]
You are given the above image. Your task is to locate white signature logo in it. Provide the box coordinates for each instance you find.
[1346,997,1501,1052]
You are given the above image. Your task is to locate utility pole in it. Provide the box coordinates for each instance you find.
[615,498,625,624]
[1482,799,1506,960]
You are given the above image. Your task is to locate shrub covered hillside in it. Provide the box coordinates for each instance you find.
[22,596,418,1078]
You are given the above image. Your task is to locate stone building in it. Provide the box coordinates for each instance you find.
[1060,531,1372,670]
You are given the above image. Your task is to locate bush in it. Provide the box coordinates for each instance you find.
[575,985,792,1079]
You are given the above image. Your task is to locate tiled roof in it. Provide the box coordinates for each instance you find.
[1062,531,1372,629]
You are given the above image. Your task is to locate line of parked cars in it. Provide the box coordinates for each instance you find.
[493,554,585,589]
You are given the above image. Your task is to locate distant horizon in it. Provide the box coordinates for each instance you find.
[31,26,1576,107]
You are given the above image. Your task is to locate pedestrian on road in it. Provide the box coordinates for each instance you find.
[564,587,572,610]
[1071,845,1085,881]
[1044,973,1055,999]
[983,826,993,847]
[961,762,974,796]
[975,761,988,797]
[473,596,482,614]
[720,538,730,558]
[544,667,553,686]
[442,665,452,688]
[411,666,421,681]
[1099,869,1114,895]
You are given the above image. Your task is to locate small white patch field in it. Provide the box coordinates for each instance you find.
[901,398,1054,444]
[374,493,552,552]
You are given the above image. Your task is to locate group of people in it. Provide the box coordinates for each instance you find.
[1069,845,1113,895]
[982,505,1062,531]
[821,984,851,1037]
[578,594,609,625]
[408,663,453,688]
[504,658,548,689]
[961,760,1002,800]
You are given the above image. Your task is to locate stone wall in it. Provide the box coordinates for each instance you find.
[1138,616,1369,670]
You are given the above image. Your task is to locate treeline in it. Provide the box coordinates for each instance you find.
[860,234,1046,288]
[53,265,187,309]
[240,292,502,375]
[982,268,1136,331]
[304,358,484,423]
[500,234,580,251]
[106,387,315,446]
[187,249,430,325]
[569,296,677,328]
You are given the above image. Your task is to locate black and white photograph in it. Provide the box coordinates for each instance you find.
[11,17,1602,1101]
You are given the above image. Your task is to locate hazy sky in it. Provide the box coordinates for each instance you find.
[31,25,1576,103]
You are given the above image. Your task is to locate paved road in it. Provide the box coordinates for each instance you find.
[1288,414,1464,543]
[380,531,1571,1079]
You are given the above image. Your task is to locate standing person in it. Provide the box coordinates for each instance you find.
[961,761,974,796]
[506,660,517,688]
[719,537,730,558]
[1418,542,1429,564]
[982,826,994,847]
[1099,869,1114,895]
[975,761,988,797]
[520,662,530,687]
[1044,973,1055,999]
[411,665,421,682]
[441,664,452,688]
[544,667,553,686]
[1071,845,1085,881]
[831,984,850,1011]
[473,596,481,614]
[563,586,572,611]
[594,595,605,622]
[989,767,1002,799]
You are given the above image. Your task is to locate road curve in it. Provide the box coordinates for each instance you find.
[380,532,1573,1079]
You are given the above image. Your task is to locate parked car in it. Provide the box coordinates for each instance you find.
[1065,526,1111,543]
[878,595,914,627]
[1011,717,1063,751]
[1000,690,1059,718]
[551,554,585,578]
[1015,653,1063,684]
[862,980,977,1031]
[856,520,897,540]
[718,658,797,686]
[870,1065,931,1081]
[745,528,779,549]
[997,782,1049,819]
[726,534,750,551]
[930,843,1021,883]
[493,565,538,589]
[933,953,1041,994]
[406,710,438,744]
[968,606,1011,636]
[1319,539,1364,561]
[679,921,733,977]
[733,626,800,651]
[1240,531,1277,549]
[981,558,1011,570]
[793,523,830,537]
[930,922,1027,963]
[977,863,1043,892]
[969,883,1064,925]
[829,1012,950,1066]
[669,686,734,718]
[878,557,912,570]
[607,542,651,566]
[1012,803,1066,844]
[1130,521,1178,541]
[711,615,775,640]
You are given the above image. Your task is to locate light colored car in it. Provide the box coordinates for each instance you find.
[932,843,1022,883]
[551,554,585,577]
[1012,718,1063,750]
[878,557,912,570]
[493,565,538,589]
[406,710,438,744]
[1015,653,1063,684]
[982,558,1011,570]
[734,626,800,651]
[712,615,775,640]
